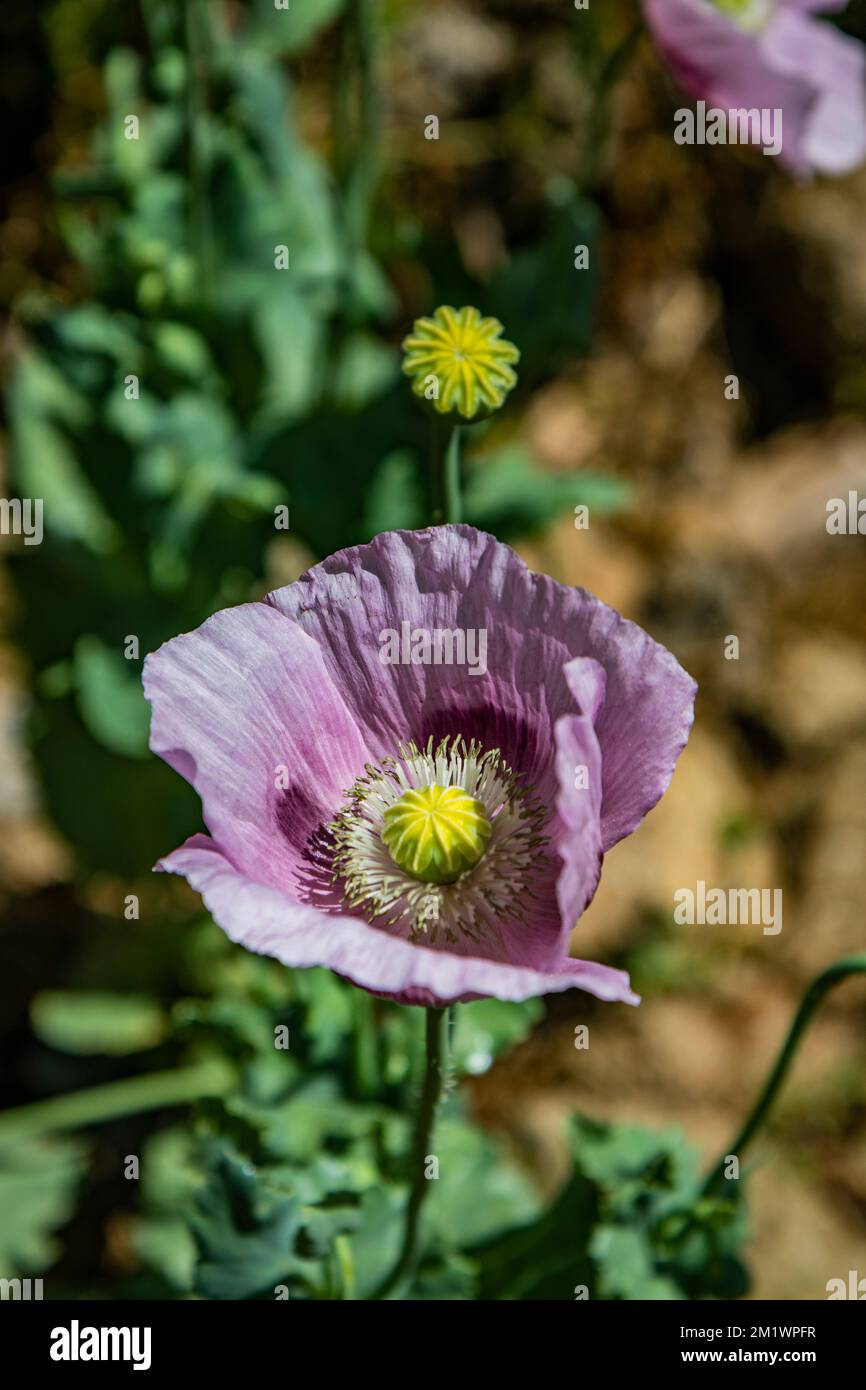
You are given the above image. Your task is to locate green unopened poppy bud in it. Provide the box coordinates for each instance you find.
[382,783,492,884]
[401,305,519,421]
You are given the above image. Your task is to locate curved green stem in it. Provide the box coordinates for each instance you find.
[344,0,380,250]
[328,0,381,397]
[703,954,866,1193]
[578,21,644,193]
[0,1056,236,1145]
[372,1006,449,1299]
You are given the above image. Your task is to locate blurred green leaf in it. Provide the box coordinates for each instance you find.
[228,1076,381,1163]
[427,1113,541,1250]
[151,322,216,381]
[346,250,398,322]
[31,991,168,1056]
[253,285,325,421]
[590,1225,680,1300]
[0,1137,87,1278]
[333,333,398,411]
[74,635,151,760]
[131,1128,209,1292]
[465,443,631,539]
[347,1186,406,1298]
[362,450,424,536]
[248,0,346,56]
[28,700,199,876]
[488,187,600,379]
[52,305,142,366]
[290,969,355,1065]
[133,1215,197,1293]
[10,353,119,552]
[451,998,543,1076]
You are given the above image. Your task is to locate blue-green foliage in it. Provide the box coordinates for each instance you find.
[15,930,744,1300]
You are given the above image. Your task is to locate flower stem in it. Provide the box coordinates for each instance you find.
[0,1056,236,1145]
[345,0,380,251]
[431,422,462,525]
[578,20,644,193]
[372,1005,449,1299]
[703,954,866,1194]
[328,0,381,396]
[351,989,379,1099]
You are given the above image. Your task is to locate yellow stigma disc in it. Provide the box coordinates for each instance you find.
[382,783,492,884]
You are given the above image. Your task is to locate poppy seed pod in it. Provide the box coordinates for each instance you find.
[401,306,520,421]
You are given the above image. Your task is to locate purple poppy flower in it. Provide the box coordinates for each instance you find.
[643,0,866,177]
[143,526,696,1008]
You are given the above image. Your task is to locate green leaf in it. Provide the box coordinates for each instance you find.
[132,1216,197,1293]
[426,1113,541,1250]
[228,1076,381,1163]
[346,250,398,322]
[247,0,346,56]
[31,991,168,1056]
[253,284,326,421]
[291,969,355,1065]
[51,304,142,364]
[130,1128,208,1291]
[472,1144,597,1300]
[488,187,600,378]
[9,351,119,552]
[0,1137,87,1277]
[150,322,216,381]
[333,334,398,411]
[571,1115,694,1191]
[473,1114,751,1299]
[73,635,151,759]
[214,60,341,292]
[361,450,424,536]
[27,699,199,876]
[465,444,631,540]
[412,1256,477,1300]
[141,1128,206,1211]
[451,998,543,1076]
[348,1186,406,1298]
[190,1141,306,1300]
[590,1225,680,1300]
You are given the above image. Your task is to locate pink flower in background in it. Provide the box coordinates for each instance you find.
[144,527,696,1008]
[643,0,866,176]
